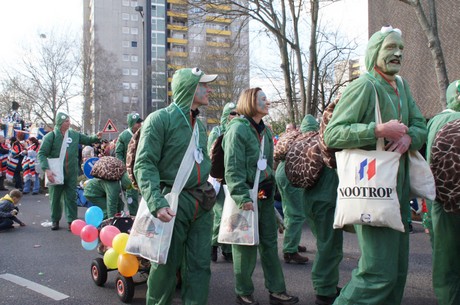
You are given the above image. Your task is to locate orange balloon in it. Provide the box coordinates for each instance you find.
[117,253,139,277]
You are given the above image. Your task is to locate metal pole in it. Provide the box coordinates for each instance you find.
[145,0,152,115]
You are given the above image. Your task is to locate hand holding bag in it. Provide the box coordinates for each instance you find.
[45,130,68,186]
[126,123,199,264]
[218,136,264,245]
[333,85,405,232]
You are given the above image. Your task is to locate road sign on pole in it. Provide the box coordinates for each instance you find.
[102,119,118,133]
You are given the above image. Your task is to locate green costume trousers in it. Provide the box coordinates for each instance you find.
[126,188,139,216]
[305,204,342,295]
[333,224,409,305]
[84,195,122,219]
[49,177,78,223]
[431,202,460,305]
[211,185,232,253]
[275,161,306,253]
[146,192,213,305]
[232,197,286,296]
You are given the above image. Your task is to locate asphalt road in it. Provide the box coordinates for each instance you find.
[0,191,437,305]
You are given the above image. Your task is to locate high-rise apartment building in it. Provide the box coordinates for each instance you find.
[83,0,249,134]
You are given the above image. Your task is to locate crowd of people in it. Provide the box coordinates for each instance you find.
[1,25,458,305]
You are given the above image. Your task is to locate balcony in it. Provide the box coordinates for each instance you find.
[168,51,188,57]
[206,28,231,36]
[167,0,187,5]
[206,16,232,23]
[207,41,230,48]
[167,37,188,44]
[167,11,187,18]
[206,4,231,11]
[167,24,188,31]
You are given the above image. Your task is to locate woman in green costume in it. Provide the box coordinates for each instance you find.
[323,26,427,305]
[223,87,298,305]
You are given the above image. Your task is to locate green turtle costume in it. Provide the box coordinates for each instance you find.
[296,115,343,302]
[426,80,460,305]
[223,114,288,297]
[275,116,314,257]
[83,172,132,219]
[115,112,142,216]
[38,112,100,227]
[324,27,427,305]
[207,102,236,260]
[134,68,214,305]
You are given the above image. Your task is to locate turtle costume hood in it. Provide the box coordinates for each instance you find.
[220,102,237,133]
[55,112,69,131]
[446,80,460,112]
[300,114,319,133]
[127,113,142,129]
[365,25,402,72]
[171,67,217,112]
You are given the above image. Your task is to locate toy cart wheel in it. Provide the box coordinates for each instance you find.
[91,258,108,286]
[116,274,135,303]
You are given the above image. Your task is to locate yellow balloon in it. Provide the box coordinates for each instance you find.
[103,248,119,269]
[117,253,139,277]
[112,233,129,254]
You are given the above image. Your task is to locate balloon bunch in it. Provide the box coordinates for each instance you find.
[70,207,139,278]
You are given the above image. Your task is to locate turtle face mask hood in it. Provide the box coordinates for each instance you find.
[55,112,69,130]
[446,80,460,111]
[365,25,402,72]
[127,113,142,129]
[300,114,319,133]
[171,67,217,112]
[220,102,237,132]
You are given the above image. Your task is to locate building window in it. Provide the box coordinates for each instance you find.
[131,55,138,62]
[131,41,137,47]
[122,27,130,34]
[122,0,129,6]
[131,83,139,89]
[130,1,138,7]
[122,41,130,48]
[131,69,139,76]
[122,13,130,20]
[131,97,139,104]
[131,27,139,35]
[122,68,130,75]
[131,14,139,21]
[122,54,130,61]
[122,96,130,103]
[122,83,130,90]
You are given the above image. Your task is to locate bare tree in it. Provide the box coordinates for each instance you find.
[399,0,449,107]
[1,30,81,126]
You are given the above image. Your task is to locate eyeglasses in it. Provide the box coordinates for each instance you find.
[229,111,239,116]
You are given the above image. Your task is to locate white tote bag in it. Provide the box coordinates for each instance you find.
[218,136,264,245]
[408,150,436,200]
[45,130,68,186]
[333,85,405,232]
[126,123,199,264]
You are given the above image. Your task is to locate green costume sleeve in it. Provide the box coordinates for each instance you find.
[37,131,55,170]
[134,112,169,215]
[103,181,122,218]
[323,79,378,149]
[207,126,220,155]
[115,130,130,163]
[79,133,99,146]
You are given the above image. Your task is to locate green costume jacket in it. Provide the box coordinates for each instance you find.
[223,117,274,207]
[133,70,211,215]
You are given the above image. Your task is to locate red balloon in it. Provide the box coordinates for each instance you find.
[70,219,86,236]
[80,224,99,242]
[99,225,121,247]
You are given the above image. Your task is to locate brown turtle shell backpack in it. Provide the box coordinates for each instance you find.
[430,119,460,214]
[284,131,324,189]
[274,130,301,162]
[318,97,341,168]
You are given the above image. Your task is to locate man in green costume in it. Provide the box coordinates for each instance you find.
[83,172,133,219]
[115,112,142,216]
[295,115,343,305]
[207,102,237,262]
[134,67,217,305]
[275,118,311,264]
[323,25,427,305]
[38,113,102,230]
[426,80,460,305]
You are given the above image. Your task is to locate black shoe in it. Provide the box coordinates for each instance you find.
[409,223,414,234]
[51,221,59,230]
[283,252,309,264]
[297,245,307,253]
[22,191,29,195]
[269,292,299,305]
[32,192,39,195]
[211,246,218,262]
[315,295,336,305]
[68,222,72,231]
[236,295,259,305]
[222,252,233,262]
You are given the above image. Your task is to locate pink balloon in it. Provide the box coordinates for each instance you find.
[80,224,99,242]
[70,219,86,236]
[99,225,121,247]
